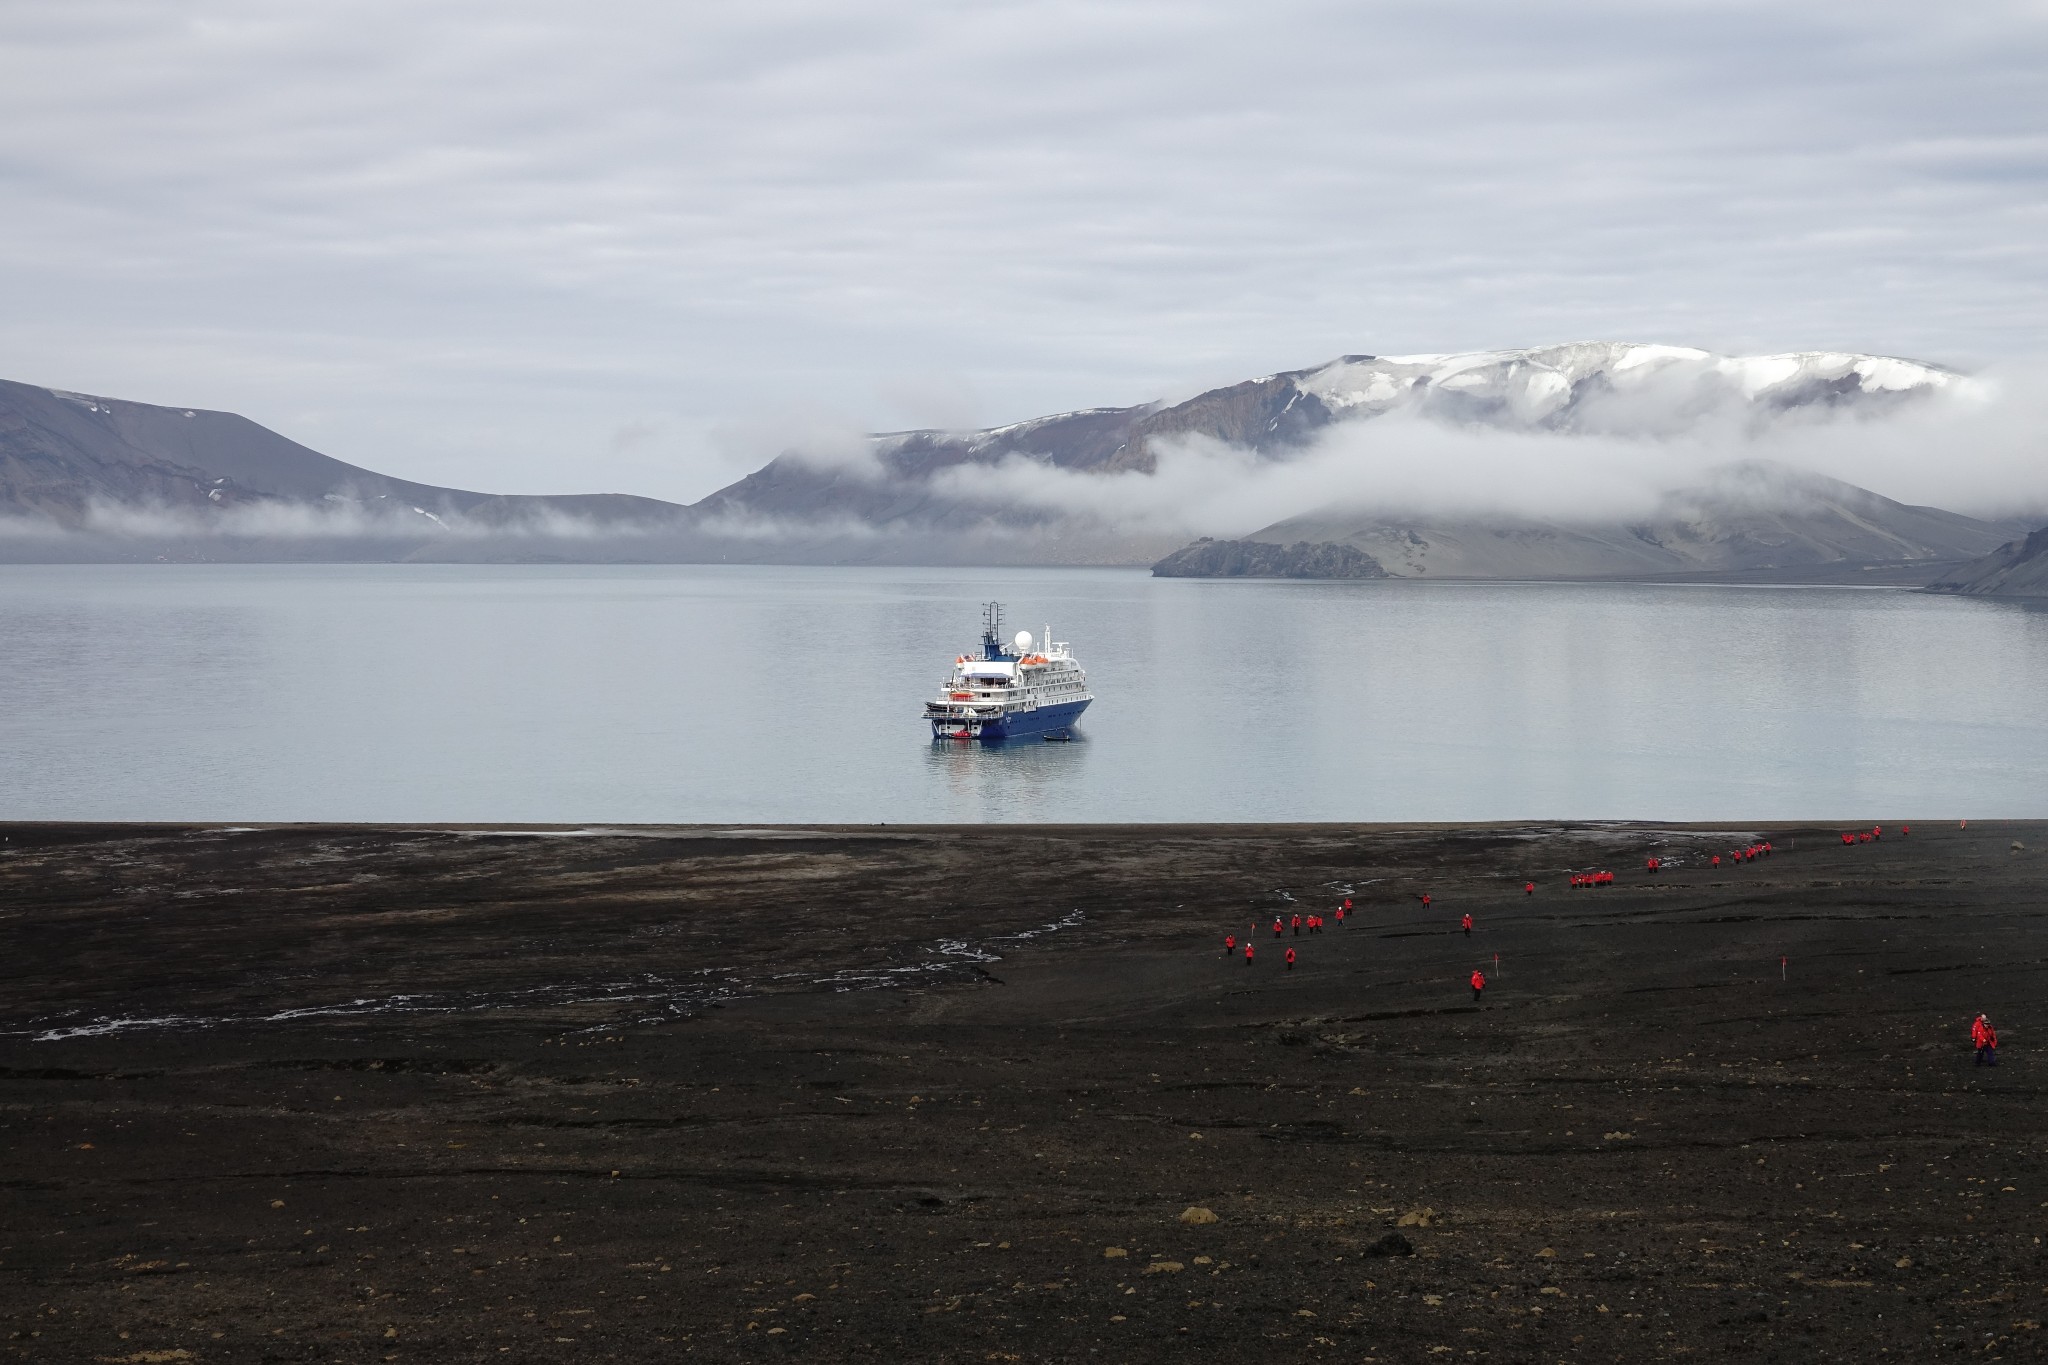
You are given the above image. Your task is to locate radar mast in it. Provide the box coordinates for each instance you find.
[980,602,1007,660]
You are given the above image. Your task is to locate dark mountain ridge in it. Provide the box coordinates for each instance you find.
[0,379,697,561]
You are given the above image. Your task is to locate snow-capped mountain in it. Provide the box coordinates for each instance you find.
[1284,343,1964,434]
[696,342,1970,534]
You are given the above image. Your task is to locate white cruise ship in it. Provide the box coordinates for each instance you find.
[924,602,1092,742]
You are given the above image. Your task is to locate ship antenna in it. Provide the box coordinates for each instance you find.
[981,601,1004,661]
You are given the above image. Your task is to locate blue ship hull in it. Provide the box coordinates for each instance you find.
[931,698,1090,743]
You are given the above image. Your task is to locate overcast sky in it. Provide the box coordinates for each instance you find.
[2,0,2044,503]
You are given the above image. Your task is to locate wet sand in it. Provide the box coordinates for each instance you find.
[2,819,2045,1363]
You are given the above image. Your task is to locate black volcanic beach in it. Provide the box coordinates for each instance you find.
[3,820,2046,1362]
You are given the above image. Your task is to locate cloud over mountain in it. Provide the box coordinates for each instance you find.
[4,341,2039,579]
[711,342,2037,538]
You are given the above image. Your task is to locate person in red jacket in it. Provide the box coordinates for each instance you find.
[1273,917,1283,938]
[1524,881,1534,896]
[1285,946,1296,971]
[1422,893,1432,908]
[1335,905,1346,927]
[1244,943,1255,967]
[1973,1014,1999,1066]
[1646,856,1660,874]
[1470,968,1486,1002]
[1461,912,1473,937]
[1291,913,1302,936]
[1224,934,1236,957]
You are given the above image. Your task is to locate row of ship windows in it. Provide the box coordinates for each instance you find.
[951,688,1085,694]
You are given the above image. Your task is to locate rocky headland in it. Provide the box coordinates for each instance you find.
[1927,523,2048,598]
[1150,538,1389,578]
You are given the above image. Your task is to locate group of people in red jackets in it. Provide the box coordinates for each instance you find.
[1226,897,1358,971]
[1215,828,2001,1068]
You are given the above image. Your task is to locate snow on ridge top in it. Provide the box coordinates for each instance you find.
[1718,350,1958,399]
[1609,343,1713,371]
[951,405,1139,447]
[1295,341,1957,415]
[870,342,1961,453]
[49,388,118,412]
[1856,355,1956,392]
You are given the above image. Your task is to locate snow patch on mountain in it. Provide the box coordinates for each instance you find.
[1289,342,1965,432]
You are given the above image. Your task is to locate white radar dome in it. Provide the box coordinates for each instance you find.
[1014,630,1034,651]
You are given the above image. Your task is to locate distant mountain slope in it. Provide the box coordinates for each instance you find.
[1152,538,1389,579]
[1230,465,2024,581]
[1926,525,2048,598]
[0,379,688,540]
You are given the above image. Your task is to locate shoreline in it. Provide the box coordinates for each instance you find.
[3,816,2024,832]
[3,819,2043,1360]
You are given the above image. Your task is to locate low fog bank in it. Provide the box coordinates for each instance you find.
[0,500,1180,567]
[925,371,2048,541]
[0,496,690,550]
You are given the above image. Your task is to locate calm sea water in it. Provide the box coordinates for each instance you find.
[2,564,2045,823]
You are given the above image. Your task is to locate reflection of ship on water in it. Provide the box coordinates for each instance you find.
[926,716,1089,818]
[924,602,1092,743]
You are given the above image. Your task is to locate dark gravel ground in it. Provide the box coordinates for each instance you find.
[2,819,2045,1363]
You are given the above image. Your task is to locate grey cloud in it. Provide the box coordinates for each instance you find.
[924,379,2048,536]
[0,0,2043,505]
[608,419,662,453]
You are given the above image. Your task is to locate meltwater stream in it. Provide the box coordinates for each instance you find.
[2,563,2045,822]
